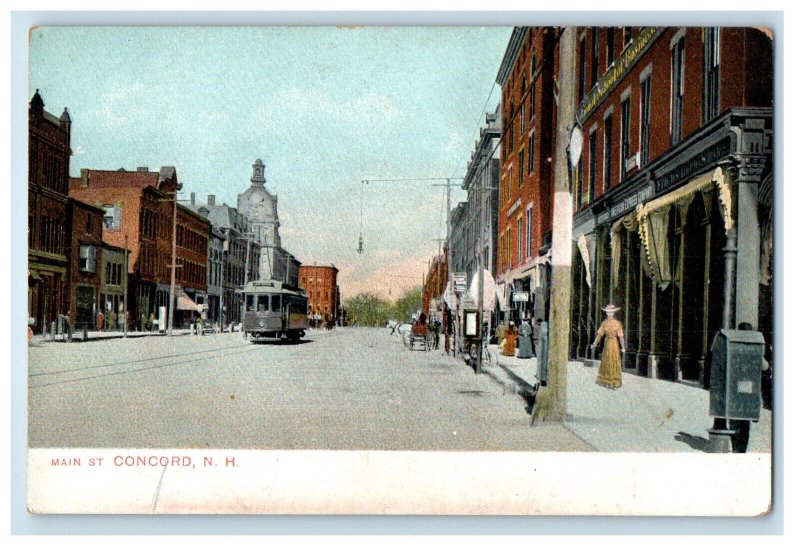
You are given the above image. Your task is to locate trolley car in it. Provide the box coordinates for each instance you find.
[242,280,308,342]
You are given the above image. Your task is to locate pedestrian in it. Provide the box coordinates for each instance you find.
[108,310,117,331]
[533,318,544,357]
[591,303,626,389]
[96,310,105,332]
[432,318,441,350]
[517,317,534,359]
[495,322,508,344]
[148,312,156,333]
[502,321,517,356]
[141,312,147,332]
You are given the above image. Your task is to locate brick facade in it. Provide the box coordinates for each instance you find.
[299,265,338,322]
[28,91,72,334]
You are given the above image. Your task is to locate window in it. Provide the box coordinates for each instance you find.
[575,160,584,209]
[588,131,597,201]
[518,150,524,186]
[79,244,96,273]
[528,133,535,174]
[671,34,686,144]
[271,295,281,312]
[703,27,721,122]
[640,75,652,166]
[603,115,613,192]
[86,212,93,235]
[526,208,532,258]
[620,97,631,179]
[579,35,587,98]
[517,217,522,264]
[520,77,527,131]
[103,205,121,230]
[591,28,599,87]
[246,295,256,311]
[509,104,515,150]
[257,295,269,312]
[606,27,615,69]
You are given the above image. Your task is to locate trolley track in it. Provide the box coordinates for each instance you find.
[28,328,353,390]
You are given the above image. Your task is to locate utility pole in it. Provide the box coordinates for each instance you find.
[123,234,129,338]
[433,178,459,356]
[166,187,182,337]
[534,26,577,423]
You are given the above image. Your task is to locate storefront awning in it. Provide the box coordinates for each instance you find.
[176,290,202,312]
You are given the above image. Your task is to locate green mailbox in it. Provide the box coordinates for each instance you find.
[709,329,764,422]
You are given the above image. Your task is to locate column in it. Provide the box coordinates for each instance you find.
[736,180,760,328]
[673,214,690,380]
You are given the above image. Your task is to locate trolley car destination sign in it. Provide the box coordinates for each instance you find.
[576,26,662,124]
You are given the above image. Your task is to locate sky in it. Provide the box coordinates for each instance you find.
[29,26,511,301]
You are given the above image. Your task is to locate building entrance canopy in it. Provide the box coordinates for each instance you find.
[611,167,733,290]
[176,289,202,312]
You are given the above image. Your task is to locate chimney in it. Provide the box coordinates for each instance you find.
[207,194,216,206]
[190,192,196,205]
[136,166,148,172]
[80,168,89,187]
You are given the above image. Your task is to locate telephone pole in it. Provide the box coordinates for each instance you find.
[165,186,182,337]
[534,26,577,423]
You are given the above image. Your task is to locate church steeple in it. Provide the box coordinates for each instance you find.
[251,158,266,187]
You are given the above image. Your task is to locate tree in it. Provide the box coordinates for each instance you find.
[391,286,422,322]
[343,292,392,327]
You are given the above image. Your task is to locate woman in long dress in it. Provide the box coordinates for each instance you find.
[517,318,534,359]
[591,304,626,389]
[502,321,518,356]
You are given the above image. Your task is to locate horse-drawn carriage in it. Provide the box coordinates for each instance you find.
[406,323,432,351]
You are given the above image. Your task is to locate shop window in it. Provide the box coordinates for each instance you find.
[518,150,524,186]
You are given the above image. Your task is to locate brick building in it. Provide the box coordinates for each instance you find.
[422,252,448,321]
[187,194,261,327]
[495,27,560,324]
[99,242,127,326]
[174,203,211,327]
[299,265,338,322]
[69,166,210,330]
[28,91,72,334]
[65,197,106,329]
[567,27,773,385]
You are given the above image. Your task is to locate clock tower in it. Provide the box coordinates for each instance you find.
[237,158,288,281]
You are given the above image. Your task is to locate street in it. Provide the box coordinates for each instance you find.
[28,327,592,451]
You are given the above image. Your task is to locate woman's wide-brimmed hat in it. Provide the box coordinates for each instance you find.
[603,303,621,313]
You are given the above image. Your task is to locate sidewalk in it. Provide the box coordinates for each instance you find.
[481,346,772,453]
[32,327,239,344]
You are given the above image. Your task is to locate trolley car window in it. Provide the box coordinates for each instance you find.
[271,295,281,312]
[246,294,256,311]
[257,295,269,312]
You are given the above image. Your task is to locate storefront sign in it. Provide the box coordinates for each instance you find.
[596,184,655,225]
[655,138,731,194]
[513,292,530,302]
[576,27,661,124]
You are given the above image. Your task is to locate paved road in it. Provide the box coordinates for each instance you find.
[28,327,592,451]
